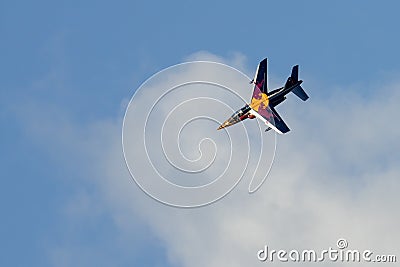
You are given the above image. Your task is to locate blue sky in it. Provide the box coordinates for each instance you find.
[2,1,400,266]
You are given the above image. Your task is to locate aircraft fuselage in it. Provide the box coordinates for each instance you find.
[217,81,303,130]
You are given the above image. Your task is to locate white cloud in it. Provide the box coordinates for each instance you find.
[19,52,400,266]
[112,53,400,266]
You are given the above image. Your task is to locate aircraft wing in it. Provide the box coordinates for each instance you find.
[269,106,290,134]
[249,106,290,134]
[250,58,269,114]
[250,59,269,113]
[249,58,290,134]
[252,58,268,94]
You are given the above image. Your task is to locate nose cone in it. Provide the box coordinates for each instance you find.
[217,108,244,131]
[217,119,231,130]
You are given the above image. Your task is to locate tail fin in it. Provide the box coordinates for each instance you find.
[285,65,309,101]
[284,65,299,88]
[291,65,299,82]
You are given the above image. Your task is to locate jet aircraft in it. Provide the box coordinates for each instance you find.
[217,58,309,134]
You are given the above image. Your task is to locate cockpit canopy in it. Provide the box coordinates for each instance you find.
[229,104,251,122]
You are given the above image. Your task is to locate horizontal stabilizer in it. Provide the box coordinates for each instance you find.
[292,85,309,101]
